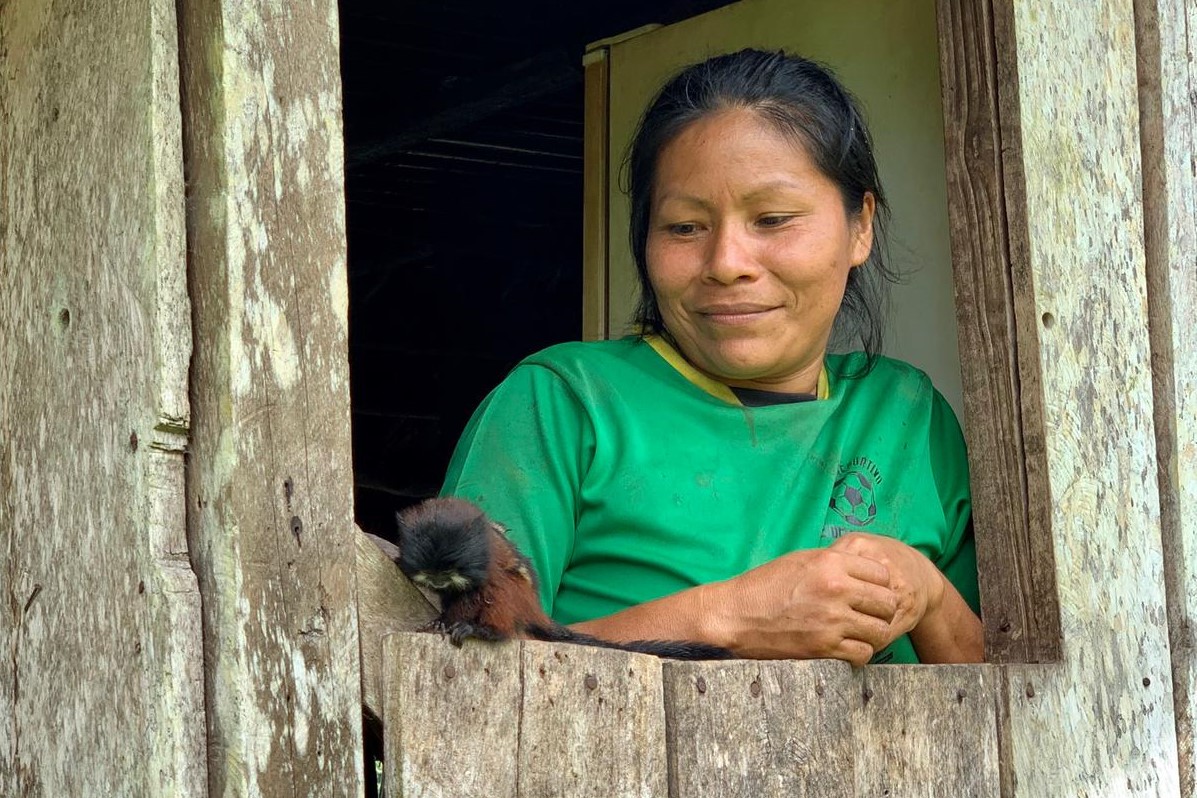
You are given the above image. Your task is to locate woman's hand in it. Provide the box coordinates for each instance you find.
[703,545,903,665]
[830,532,982,663]
[828,532,945,639]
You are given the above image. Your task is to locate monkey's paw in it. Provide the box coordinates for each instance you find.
[445,622,504,647]
[418,619,452,636]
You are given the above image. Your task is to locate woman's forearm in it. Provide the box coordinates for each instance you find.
[569,581,731,649]
[908,572,984,663]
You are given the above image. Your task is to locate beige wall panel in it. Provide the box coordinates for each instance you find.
[603,0,965,414]
[1001,1,1179,794]
[356,529,437,720]
[0,0,206,793]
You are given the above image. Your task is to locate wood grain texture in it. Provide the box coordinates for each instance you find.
[854,666,1000,797]
[935,0,1061,664]
[1134,0,1197,793]
[383,632,522,798]
[0,0,206,794]
[582,49,610,341]
[356,528,437,721]
[517,640,668,797]
[663,659,854,798]
[1001,2,1179,794]
[178,0,364,794]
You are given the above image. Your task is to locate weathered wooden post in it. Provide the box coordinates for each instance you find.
[1135,0,1197,793]
[0,0,206,794]
[178,0,365,794]
[995,1,1180,793]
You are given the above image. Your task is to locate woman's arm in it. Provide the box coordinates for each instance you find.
[905,570,984,663]
[574,534,983,665]
[573,546,907,666]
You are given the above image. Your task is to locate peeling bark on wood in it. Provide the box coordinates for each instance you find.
[663,659,854,798]
[178,0,364,794]
[0,0,205,794]
[1134,0,1197,795]
[1001,2,1180,794]
[854,666,1000,797]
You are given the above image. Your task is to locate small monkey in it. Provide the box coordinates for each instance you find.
[394,497,731,660]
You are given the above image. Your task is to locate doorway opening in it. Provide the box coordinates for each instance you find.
[339,0,735,544]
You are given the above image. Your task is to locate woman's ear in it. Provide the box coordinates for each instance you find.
[850,192,876,268]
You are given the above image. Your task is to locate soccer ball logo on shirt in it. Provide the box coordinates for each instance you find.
[828,457,882,528]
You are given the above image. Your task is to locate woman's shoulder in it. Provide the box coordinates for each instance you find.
[826,352,938,404]
[517,336,653,376]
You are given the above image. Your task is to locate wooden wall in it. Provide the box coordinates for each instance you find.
[1,0,1193,795]
[0,0,206,794]
[379,633,1001,797]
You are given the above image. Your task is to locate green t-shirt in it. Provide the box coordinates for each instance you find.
[442,336,978,664]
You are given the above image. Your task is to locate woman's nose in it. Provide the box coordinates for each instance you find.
[703,223,759,284]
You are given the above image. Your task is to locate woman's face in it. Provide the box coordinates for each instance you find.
[646,108,874,394]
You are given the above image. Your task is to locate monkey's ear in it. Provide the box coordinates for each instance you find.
[512,562,534,585]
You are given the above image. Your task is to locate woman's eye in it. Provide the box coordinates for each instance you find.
[757,215,793,229]
[668,222,700,236]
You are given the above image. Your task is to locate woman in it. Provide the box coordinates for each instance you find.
[441,49,982,665]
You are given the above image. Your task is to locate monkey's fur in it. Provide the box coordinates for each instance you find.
[394,497,731,660]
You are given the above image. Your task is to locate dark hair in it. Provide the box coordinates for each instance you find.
[625,48,896,360]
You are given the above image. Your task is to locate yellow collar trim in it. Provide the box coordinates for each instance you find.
[644,335,829,404]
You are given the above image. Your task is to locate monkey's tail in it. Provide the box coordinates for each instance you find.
[525,622,732,660]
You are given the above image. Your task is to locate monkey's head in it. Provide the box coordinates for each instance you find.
[395,497,494,594]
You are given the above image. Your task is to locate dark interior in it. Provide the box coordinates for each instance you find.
[339,0,734,543]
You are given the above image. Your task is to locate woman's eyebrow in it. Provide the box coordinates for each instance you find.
[653,192,714,212]
[740,179,806,202]
[656,180,808,210]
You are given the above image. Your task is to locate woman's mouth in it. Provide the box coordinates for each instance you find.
[697,304,778,325]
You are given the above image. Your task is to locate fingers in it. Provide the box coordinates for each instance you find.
[816,615,893,666]
[848,579,899,622]
[839,550,891,588]
[800,549,895,621]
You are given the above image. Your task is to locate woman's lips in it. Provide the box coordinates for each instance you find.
[697,304,779,325]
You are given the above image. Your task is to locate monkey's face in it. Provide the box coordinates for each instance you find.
[411,570,474,592]
[396,510,492,594]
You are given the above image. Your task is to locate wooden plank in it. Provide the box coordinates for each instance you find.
[1133,0,1197,793]
[517,640,668,797]
[663,659,855,798]
[0,0,206,794]
[582,48,610,341]
[177,0,364,794]
[935,0,1061,664]
[383,632,521,798]
[356,527,437,721]
[1000,1,1180,793]
[854,666,1000,797]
